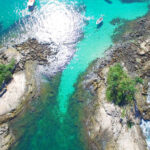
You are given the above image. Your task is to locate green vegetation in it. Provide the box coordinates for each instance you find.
[121,108,126,118]
[134,76,143,84]
[106,64,142,106]
[127,120,134,128]
[0,59,15,88]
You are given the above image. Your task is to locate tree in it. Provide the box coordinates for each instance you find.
[106,64,136,106]
[0,59,15,89]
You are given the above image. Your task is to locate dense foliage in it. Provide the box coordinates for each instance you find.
[106,64,137,106]
[0,59,15,88]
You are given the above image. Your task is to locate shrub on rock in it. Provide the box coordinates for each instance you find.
[0,59,15,89]
[106,64,136,106]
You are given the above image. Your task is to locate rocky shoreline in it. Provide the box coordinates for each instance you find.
[0,63,37,150]
[0,39,57,150]
[74,14,150,149]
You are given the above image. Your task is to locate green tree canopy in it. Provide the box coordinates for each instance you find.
[0,59,15,89]
[106,64,136,106]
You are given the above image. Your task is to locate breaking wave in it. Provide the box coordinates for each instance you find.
[1,0,87,75]
[140,119,150,149]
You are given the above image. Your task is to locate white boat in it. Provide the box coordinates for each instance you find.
[96,15,104,25]
[27,0,35,8]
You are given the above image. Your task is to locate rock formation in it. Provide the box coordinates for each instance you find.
[80,14,150,150]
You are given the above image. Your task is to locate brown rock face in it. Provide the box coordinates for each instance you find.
[83,65,147,150]
[13,38,58,71]
[0,38,58,72]
[0,123,14,150]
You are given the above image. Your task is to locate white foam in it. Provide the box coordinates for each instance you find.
[1,0,86,75]
[147,82,150,103]
[140,119,150,149]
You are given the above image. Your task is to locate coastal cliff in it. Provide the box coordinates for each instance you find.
[73,14,150,150]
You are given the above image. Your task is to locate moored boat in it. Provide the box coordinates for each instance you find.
[96,15,104,25]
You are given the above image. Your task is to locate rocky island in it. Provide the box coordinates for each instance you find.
[73,14,150,150]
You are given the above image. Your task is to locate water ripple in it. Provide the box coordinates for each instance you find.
[1,0,86,75]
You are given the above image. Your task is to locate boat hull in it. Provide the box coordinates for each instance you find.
[96,18,103,25]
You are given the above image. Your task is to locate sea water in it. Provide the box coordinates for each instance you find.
[0,0,149,149]
[57,0,149,114]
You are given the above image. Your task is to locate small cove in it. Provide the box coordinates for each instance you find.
[0,0,149,149]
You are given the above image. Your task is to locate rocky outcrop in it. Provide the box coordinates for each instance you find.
[105,30,150,120]
[13,38,58,71]
[0,39,52,150]
[0,60,38,150]
[0,38,58,72]
[84,66,147,150]
[0,123,14,150]
[79,14,150,150]
[0,61,37,123]
[112,13,150,43]
[0,37,58,123]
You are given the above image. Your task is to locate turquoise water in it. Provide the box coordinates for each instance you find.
[58,0,149,114]
[0,0,149,149]
[10,75,88,150]
[0,0,26,32]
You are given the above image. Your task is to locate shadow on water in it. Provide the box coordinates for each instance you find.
[120,0,146,3]
[104,0,113,4]
[97,21,103,29]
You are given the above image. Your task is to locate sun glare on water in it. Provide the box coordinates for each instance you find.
[30,1,84,45]
[18,0,86,74]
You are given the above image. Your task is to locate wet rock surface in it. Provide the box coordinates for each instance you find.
[0,38,58,71]
[14,38,58,71]
[112,13,150,43]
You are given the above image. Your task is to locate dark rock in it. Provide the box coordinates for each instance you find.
[12,38,58,71]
